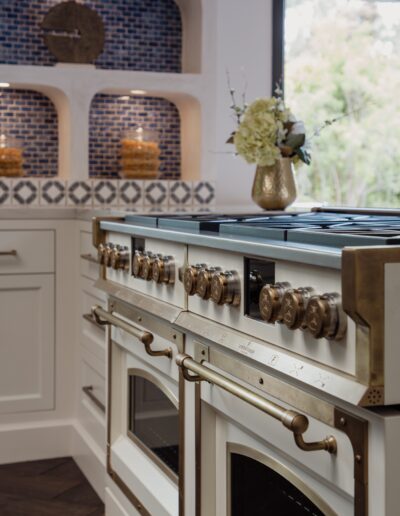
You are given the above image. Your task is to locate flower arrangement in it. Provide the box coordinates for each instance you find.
[227,86,311,167]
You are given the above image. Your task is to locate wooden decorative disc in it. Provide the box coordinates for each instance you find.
[41,1,105,64]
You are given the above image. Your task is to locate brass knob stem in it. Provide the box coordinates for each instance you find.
[132,251,144,277]
[305,292,347,340]
[142,253,156,280]
[210,271,241,306]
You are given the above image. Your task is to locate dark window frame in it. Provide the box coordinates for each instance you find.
[272,0,285,95]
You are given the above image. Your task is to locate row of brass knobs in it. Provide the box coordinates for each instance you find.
[183,264,241,306]
[259,282,346,340]
[132,250,175,284]
[98,243,130,271]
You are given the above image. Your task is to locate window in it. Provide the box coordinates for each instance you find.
[276,0,400,207]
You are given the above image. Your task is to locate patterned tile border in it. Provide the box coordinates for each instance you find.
[0,179,216,209]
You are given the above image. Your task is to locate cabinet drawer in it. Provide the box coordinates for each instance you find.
[0,230,54,274]
[80,277,107,361]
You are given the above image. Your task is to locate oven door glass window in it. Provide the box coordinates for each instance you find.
[230,452,325,516]
[128,372,179,481]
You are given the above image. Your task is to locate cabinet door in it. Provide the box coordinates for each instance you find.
[0,274,54,413]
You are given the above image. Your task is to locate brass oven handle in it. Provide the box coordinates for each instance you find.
[91,305,172,359]
[176,353,337,454]
[82,385,105,413]
[80,253,98,264]
[82,313,105,331]
[0,250,17,256]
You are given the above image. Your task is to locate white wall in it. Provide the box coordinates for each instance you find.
[203,0,274,205]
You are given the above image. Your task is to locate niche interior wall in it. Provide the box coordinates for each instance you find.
[0,88,58,177]
[89,94,181,179]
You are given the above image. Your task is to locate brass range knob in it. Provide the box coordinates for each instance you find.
[97,243,106,265]
[152,255,175,284]
[111,245,130,271]
[196,267,220,300]
[104,243,115,268]
[259,282,291,323]
[281,287,314,329]
[305,293,347,340]
[132,250,145,277]
[142,253,156,281]
[210,271,241,306]
[183,264,206,295]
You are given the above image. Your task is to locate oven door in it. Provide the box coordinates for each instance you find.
[178,338,368,516]
[93,299,185,516]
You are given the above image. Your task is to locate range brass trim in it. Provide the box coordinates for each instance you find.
[127,368,179,485]
[92,216,124,248]
[334,407,369,516]
[226,443,337,516]
[92,304,172,358]
[82,312,105,332]
[342,246,400,396]
[177,353,337,454]
[106,296,186,515]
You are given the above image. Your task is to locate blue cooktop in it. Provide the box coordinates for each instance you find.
[124,208,400,247]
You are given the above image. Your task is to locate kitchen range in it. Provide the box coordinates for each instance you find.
[90,207,400,516]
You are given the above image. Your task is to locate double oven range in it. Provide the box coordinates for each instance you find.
[91,208,400,516]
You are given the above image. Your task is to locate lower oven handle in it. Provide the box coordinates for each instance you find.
[176,353,337,454]
[91,305,172,359]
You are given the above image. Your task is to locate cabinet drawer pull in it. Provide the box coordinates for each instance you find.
[82,385,105,413]
[82,312,105,331]
[176,353,337,454]
[0,250,17,256]
[80,253,98,264]
[91,305,172,359]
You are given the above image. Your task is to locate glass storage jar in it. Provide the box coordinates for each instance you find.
[0,133,24,177]
[120,128,160,179]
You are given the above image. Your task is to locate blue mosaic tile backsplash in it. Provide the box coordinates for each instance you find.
[0,89,58,177]
[89,94,181,179]
[0,0,182,72]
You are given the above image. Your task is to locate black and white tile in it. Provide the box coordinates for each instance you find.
[193,181,216,206]
[118,181,143,207]
[40,180,66,206]
[0,179,12,206]
[168,181,192,207]
[67,181,93,207]
[12,179,39,206]
[144,180,168,206]
[93,180,118,207]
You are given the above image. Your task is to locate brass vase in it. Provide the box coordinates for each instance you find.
[251,158,297,210]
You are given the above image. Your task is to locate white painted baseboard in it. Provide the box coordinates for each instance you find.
[0,419,74,465]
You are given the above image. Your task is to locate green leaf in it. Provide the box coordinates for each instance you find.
[295,146,312,165]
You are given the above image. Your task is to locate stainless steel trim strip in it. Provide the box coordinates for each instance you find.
[94,278,183,324]
[82,385,105,413]
[176,353,337,454]
[206,345,334,426]
[175,311,368,406]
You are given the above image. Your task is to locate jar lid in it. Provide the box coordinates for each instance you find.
[0,133,23,149]
[122,127,159,143]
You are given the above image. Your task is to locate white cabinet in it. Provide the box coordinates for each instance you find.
[0,274,54,413]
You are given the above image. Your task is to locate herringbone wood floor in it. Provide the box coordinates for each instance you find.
[0,457,104,515]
